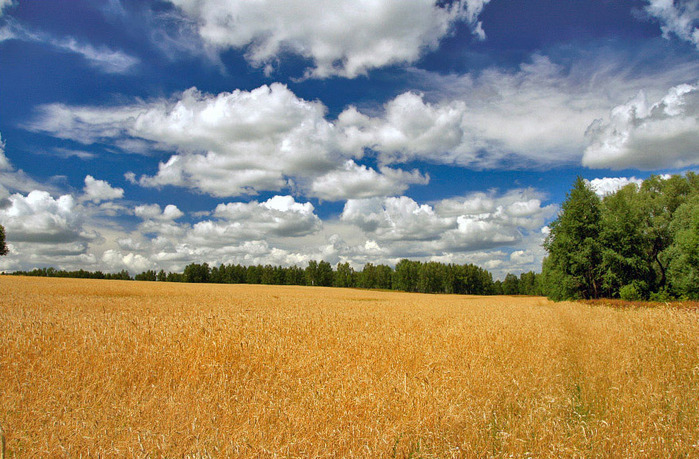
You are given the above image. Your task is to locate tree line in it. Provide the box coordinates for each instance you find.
[541,173,698,301]
[8,259,544,296]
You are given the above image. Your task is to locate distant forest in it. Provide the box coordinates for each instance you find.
[6,173,698,301]
[10,260,540,296]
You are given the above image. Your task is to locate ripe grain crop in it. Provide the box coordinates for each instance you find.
[1,276,698,457]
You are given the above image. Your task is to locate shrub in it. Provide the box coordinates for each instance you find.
[649,289,674,303]
[620,281,648,301]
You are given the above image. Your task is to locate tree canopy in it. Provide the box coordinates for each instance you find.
[542,173,699,301]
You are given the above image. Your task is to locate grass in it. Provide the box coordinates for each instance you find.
[1,276,698,457]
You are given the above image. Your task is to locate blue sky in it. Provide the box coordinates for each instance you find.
[0,0,697,277]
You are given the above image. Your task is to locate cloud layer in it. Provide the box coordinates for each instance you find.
[29,54,698,196]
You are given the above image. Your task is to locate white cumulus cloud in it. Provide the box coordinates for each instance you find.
[338,56,674,169]
[208,195,321,240]
[82,175,124,203]
[586,177,644,197]
[166,0,491,78]
[134,203,184,221]
[341,189,556,256]
[32,84,345,197]
[310,160,429,201]
[583,83,699,170]
[0,191,96,244]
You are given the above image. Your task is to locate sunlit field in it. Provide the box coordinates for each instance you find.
[1,276,698,457]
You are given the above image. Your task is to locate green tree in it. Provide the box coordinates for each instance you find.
[305,260,319,286]
[393,259,420,292]
[667,194,699,299]
[183,262,210,283]
[375,265,393,290]
[334,262,355,288]
[135,270,157,281]
[637,174,696,290]
[542,177,603,300]
[359,263,377,289]
[518,271,539,295]
[502,273,520,295]
[599,183,651,298]
[317,261,334,287]
[285,265,305,285]
[418,261,443,293]
[0,224,7,256]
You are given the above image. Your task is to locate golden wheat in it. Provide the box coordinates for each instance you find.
[1,276,698,457]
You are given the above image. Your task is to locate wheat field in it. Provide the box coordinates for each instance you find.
[1,276,698,457]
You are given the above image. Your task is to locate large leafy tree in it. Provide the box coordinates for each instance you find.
[542,177,603,300]
[393,259,420,292]
[334,262,355,288]
[667,194,699,299]
[636,174,694,290]
[598,183,651,297]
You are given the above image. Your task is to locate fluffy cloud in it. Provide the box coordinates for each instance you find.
[135,203,184,221]
[583,83,699,170]
[0,20,139,74]
[125,195,322,266]
[341,189,556,257]
[0,191,96,244]
[102,250,155,273]
[82,175,124,203]
[30,84,434,200]
[645,0,699,49]
[342,196,453,241]
[32,84,345,197]
[104,196,326,273]
[29,55,699,198]
[0,190,102,272]
[310,160,429,201]
[0,135,10,202]
[586,177,644,197]
[205,195,321,240]
[166,0,490,78]
[337,92,469,165]
[338,55,693,169]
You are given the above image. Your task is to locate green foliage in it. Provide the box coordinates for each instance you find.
[10,258,501,296]
[502,273,520,295]
[649,288,673,303]
[305,260,334,286]
[0,224,7,256]
[334,262,356,288]
[135,270,157,281]
[183,262,210,283]
[542,172,699,301]
[543,177,603,300]
[599,183,651,297]
[394,259,420,292]
[666,195,699,299]
[619,281,648,302]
